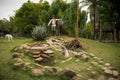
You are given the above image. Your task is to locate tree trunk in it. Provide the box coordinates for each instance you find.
[75,0,79,39]
[93,1,96,40]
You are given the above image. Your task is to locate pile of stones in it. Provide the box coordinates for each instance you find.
[10,37,120,80]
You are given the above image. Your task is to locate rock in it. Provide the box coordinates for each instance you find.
[112,70,119,77]
[108,78,118,80]
[48,67,58,73]
[32,51,41,55]
[34,63,43,69]
[33,54,41,58]
[12,52,20,58]
[30,47,49,51]
[105,63,111,67]
[62,69,76,79]
[43,50,53,54]
[99,61,104,64]
[91,62,98,66]
[13,58,23,68]
[21,63,30,70]
[75,52,82,58]
[44,66,51,69]
[97,75,105,80]
[40,54,49,58]
[15,58,23,63]
[35,57,43,62]
[41,44,49,47]
[102,67,108,70]
[93,57,100,61]
[91,71,97,75]
[24,50,30,54]
[19,44,30,50]
[81,54,89,60]
[32,68,43,76]
[104,69,113,75]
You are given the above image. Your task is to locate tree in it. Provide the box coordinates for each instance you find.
[11,1,50,37]
[66,0,82,50]
[79,10,87,37]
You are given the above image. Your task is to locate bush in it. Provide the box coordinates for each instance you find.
[31,26,47,40]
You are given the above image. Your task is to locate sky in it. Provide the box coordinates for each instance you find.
[0,0,89,21]
[0,0,51,20]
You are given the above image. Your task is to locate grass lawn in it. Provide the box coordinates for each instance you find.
[0,36,120,80]
[80,38,120,71]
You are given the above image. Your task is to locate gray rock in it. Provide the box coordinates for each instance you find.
[112,70,119,77]
[30,47,49,51]
[105,63,111,67]
[81,54,89,60]
[97,75,105,80]
[43,50,53,54]
[12,52,20,58]
[35,57,43,62]
[108,78,118,80]
[91,62,98,66]
[104,69,112,75]
[19,44,30,50]
[34,63,43,69]
[32,68,43,76]
[91,71,97,75]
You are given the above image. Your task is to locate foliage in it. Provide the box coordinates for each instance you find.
[83,22,93,39]
[0,0,117,39]
[79,10,87,37]
[0,19,13,35]
[10,1,50,37]
[31,26,47,40]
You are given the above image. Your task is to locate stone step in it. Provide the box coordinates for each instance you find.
[35,57,43,62]
[40,54,49,58]
[32,51,41,55]
[43,50,53,54]
[30,47,49,51]
[33,54,41,58]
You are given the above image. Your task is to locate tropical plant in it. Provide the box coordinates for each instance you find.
[31,26,47,40]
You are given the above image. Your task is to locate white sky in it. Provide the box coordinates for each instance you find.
[0,0,52,20]
[0,0,89,21]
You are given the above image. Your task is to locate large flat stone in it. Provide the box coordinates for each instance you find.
[43,50,53,54]
[30,47,49,51]
[35,57,43,62]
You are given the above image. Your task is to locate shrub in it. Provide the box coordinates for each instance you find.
[31,26,47,40]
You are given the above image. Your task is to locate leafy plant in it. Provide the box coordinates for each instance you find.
[31,26,47,40]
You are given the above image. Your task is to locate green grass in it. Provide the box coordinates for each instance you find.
[80,38,120,71]
[0,37,120,80]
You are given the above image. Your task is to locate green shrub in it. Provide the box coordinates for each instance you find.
[31,26,47,40]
